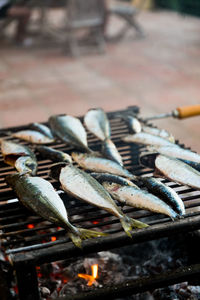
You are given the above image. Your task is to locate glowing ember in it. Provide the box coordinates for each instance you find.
[27,224,34,229]
[51,236,57,242]
[78,264,98,286]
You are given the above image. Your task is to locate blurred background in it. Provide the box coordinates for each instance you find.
[0,0,200,151]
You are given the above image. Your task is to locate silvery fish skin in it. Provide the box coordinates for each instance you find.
[103,182,178,219]
[84,108,111,141]
[90,172,138,187]
[142,126,175,143]
[12,130,55,144]
[30,123,54,139]
[6,174,106,248]
[154,145,200,164]
[139,177,185,216]
[36,146,72,163]
[124,116,142,134]
[179,159,200,172]
[15,156,37,176]
[154,154,200,190]
[51,164,148,237]
[72,152,134,179]
[1,140,36,167]
[102,139,123,166]
[49,115,90,152]
[122,132,177,147]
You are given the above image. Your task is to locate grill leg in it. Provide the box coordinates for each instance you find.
[15,261,40,300]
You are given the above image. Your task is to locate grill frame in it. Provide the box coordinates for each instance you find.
[0,106,200,300]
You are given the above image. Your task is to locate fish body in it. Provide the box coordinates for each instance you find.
[12,130,54,144]
[6,174,105,248]
[30,123,54,139]
[103,182,178,219]
[84,108,111,141]
[139,177,185,215]
[154,154,200,190]
[72,152,134,179]
[51,164,148,237]
[36,146,72,163]
[90,172,138,187]
[124,116,142,134]
[15,156,37,175]
[122,132,177,147]
[102,139,123,166]
[179,159,200,172]
[154,145,200,164]
[49,115,90,152]
[1,140,37,171]
[142,126,175,143]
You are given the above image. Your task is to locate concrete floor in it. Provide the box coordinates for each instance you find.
[0,10,200,151]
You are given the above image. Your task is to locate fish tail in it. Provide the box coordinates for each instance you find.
[68,229,108,248]
[120,215,148,238]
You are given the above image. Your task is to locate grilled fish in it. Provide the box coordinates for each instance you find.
[6,173,106,248]
[139,177,185,216]
[122,116,142,134]
[84,108,111,141]
[49,115,91,152]
[36,146,72,163]
[15,156,37,175]
[142,126,175,143]
[102,139,123,166]
[154,154,200,190]
[103,182,178,219]
[30,123,54,139]
[1,140,37,175]
[122,132,177,147]
[50,164,148,237]
[179,159,200,172]
[90,172,138,187]
[153,145,200,164]
[72,152,134,179]
[12,130,55,144]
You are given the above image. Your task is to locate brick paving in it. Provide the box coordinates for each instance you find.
[0,10,200,151]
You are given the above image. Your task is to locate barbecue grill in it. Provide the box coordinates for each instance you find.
[0,106,200,300]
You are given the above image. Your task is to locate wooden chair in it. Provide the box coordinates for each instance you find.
[65,0,106,56]
[108,0,145,41]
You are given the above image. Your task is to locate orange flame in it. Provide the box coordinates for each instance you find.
[51,236,57,242]
[78,264,98,286]
[27,224,34,229]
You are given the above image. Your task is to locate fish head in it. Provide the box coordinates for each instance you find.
[15,156,37,176]
[139,152,159,168]
[49,162,69,180]
[102,182,122,192]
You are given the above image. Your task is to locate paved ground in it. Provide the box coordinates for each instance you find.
[0,10,200,151]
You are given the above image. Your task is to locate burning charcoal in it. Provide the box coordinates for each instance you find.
[39,286,51,298]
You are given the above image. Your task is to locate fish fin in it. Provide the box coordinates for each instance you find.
[120,215,148,238]
[68,229,108,248]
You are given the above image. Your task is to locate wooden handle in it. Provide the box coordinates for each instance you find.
[176,105,200,119]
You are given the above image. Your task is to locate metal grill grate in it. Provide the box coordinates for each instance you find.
[0,106,200,300]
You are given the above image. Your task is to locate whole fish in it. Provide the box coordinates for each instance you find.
[154,154,200,191]
[152,145,200,164]
[103,182,178,219]
[142,126,175,143]
[6,173,106,248]
[30,123,54,139]
[102,139,123,166]
[50,164,148,237]
[12,130,55,144]
[72,152,134,179]
[138,177,185,216]
[90,172,138,187]
[36,146,72,163]
[122,116,142,134]
[1,140,37,174]
[122,132,177,147]
[84,108,111,141]
[15,156,37,176]
[49,115,91,153]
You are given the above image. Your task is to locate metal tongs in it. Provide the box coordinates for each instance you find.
[144,105,200,121]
